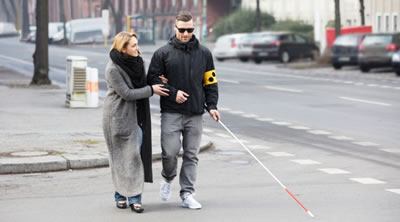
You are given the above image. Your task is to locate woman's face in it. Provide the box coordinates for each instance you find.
[122,36,140,57]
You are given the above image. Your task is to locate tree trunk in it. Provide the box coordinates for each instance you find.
[59,0,67,44]
[21,0,30,40]
[359,0,365,26]
[256,0,261,31]
[334,0,341,37]
[31,0,51,85]
[103,0,123,35]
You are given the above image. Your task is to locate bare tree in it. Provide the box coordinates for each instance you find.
[31,0,51,85]
[59,0,67,44]
[103,0,123,35]
[256,0,261,31]
[21,0,30,40]
[359,0,365,26]
[334,0,341,37]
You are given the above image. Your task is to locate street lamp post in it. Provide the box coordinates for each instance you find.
[256,0,261,31]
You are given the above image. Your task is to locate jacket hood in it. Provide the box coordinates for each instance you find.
[169,35,199,51]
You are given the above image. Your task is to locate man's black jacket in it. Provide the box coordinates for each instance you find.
[147,35,218,115]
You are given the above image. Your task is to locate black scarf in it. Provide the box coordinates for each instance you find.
[109,49,153,183]
[109,49,147,88]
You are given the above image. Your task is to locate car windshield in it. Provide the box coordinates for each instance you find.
[254,34,279,43]
[363,35,393,45]
[334,35,359,46]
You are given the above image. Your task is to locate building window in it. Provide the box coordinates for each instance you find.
[394,14,398,32]
[139,0,143,10]
[376,14,381,32]
[156,0,160,8]
[182,0,186,8]
[172,0,176,7]
[193,0,198,7]
[147,0,151,9]
[385,14,390,32]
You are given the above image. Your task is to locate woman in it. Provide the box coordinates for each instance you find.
[103,32,168,213]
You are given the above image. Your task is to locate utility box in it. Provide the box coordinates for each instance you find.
[66,56,88,108]
[66,56,99,108]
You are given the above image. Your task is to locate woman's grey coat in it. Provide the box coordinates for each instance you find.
[103,60,153,197]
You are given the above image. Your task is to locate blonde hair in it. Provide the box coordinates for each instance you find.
[110,32,138,53]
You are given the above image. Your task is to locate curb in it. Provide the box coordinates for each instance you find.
[0,140,213,174]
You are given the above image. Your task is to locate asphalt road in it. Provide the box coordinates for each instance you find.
[0,36,399,221]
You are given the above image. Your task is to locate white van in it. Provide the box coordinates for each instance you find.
[52,18,105,44]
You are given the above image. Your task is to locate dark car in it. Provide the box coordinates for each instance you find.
[358,33,400,72]
[392,50,400,76]
[331,33,366,69]
[251,32,319,64]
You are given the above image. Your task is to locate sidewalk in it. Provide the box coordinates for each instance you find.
[0,66,212,174]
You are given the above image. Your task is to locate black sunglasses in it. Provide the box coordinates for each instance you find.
[175,25,194,33]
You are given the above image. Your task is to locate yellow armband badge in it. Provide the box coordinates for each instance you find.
[203,70,217,86]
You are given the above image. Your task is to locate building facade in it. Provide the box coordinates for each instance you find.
[241,0,400,51]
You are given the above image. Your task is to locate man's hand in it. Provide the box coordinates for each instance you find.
[176,90,189,104]
[209,109,220,121]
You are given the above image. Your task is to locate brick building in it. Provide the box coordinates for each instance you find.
[27,0,241,41]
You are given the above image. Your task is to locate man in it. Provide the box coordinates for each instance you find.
[147,11,220,209]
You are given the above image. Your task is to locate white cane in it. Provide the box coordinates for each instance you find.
[217,119,315,218]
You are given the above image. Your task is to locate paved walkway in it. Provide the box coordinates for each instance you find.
[0,66,211,174]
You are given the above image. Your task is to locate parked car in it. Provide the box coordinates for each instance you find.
[392,50,400,76]
[26,23,63,43]
[251,32,319,64]
[358,33,400,72]
[0,22,18,37]
[331,33,366,69]
[213,33,257,62]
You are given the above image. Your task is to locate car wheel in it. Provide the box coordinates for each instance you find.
[280,51,290,63]
[254,58,262,64]
[396,71,400,76]
[333,63,342,70]
[311,50,320,60]
[360,64,370,73]
[217,58,224,62]
[239,57,249,62]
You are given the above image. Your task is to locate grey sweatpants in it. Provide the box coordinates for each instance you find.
[160,113,203,198]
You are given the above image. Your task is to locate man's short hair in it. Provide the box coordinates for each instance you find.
[176,11,192,22]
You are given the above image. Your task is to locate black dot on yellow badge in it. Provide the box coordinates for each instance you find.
[212,72,216,77]
[208,77,214,82]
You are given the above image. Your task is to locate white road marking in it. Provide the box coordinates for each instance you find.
[289,125,310,130]
[267,152,294,157]
[216,133,231,138]
[318,168,350,174]
[229,139,250,144]
[349,178,386,184]
[379,149,400,153]
[367,84,378,87]
[256,117,274,122]
[242,114,259,118]
[339,96,392,107]
[219,78,240,84]
[308,130,332,135]
[328,135,354,141]
[354,82,365,86]
[248,145,271,150]
[343,81,353,84]
[271,121,292,126]
[385,189,400,195]
[228,110,245,115]
[218,107,232,112]
[203,128,214,133]
[352,141,380,147]
[264,86,303,93]
[290,159,321,165]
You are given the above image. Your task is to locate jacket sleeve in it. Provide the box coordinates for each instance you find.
[203,51,219,111]
[106,66,152,101]
[147,50,178,102]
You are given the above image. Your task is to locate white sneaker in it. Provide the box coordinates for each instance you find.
[160,180,172,201]
[182,194,202,209]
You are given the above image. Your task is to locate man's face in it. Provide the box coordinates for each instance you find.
[175,20,194,43]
